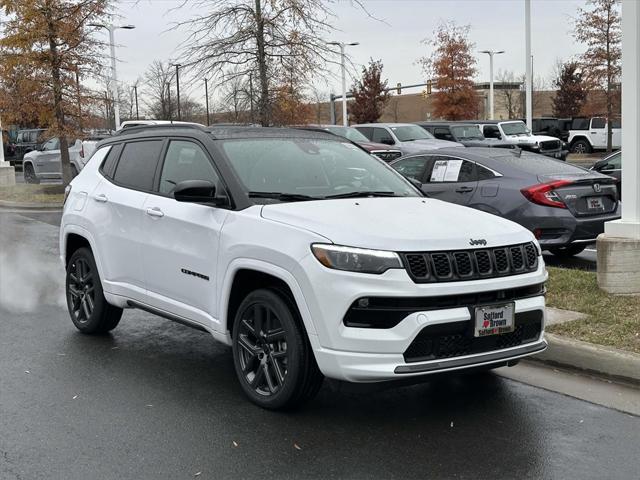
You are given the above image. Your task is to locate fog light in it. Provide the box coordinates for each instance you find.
[358,298,369,308]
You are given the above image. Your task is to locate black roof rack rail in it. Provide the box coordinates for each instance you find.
[113,123,209,136]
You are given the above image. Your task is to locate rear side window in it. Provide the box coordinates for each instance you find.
[99,144,121,178]
[591,118,606,129]
[354,126,372,140]
[113,140,164,191]
[372,128,394,144]
[426,157,476,183]
[393,156,428,181]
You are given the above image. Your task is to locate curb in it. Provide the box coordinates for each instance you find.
[532,333,640,384]
[0,199,62,210]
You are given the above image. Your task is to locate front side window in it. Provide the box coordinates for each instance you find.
[433,127,454,141]
[389,125,434,141]
[42,138,59,151]
[159,141,220,195]
[603,152,621,170]
[221,138,418,201]
[112,140,164,191]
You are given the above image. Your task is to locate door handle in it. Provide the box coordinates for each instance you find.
[93,194,108,203]
[146,207,164,218]
[455,187,474,193]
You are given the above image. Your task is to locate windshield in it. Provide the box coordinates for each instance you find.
[501,122,530,136]
[325,126,369,143]
[451,125,484,140]
[389,125,434,142]
[221,138,419,201]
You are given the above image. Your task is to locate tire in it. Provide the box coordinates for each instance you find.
[66,247,123,334]
[548,244,587,258]
[570,139,592,154]
[23,164,40,184]
[231,288,323,410]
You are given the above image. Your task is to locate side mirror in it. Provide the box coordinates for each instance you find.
[173,180,227,206]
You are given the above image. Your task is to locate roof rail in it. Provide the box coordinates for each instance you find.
[113,123,208,136]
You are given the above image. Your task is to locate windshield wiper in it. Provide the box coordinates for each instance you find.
[323,191,398,199]
[248,191,318,202]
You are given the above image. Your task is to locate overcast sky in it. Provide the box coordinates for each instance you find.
[111,0,587,106]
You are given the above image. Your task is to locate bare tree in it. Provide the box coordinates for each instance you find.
[495,70,522,119]
[174,0,347,126]
[143,60,173,120]
[574,0,621,152]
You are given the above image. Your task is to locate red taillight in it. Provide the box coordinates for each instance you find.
[521,180,573,209]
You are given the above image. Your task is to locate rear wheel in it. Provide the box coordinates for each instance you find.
[66,247,122,334]
[23,164,39,184]
[232,289,323,410]
[548,244,587,258]
[570,139,592,154]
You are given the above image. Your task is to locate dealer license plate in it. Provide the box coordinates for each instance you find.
[474,303,515,337]
[587,196,604,210]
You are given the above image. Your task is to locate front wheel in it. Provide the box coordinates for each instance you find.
[231,289,323,410]
[66,247,123,334]
[23,164,39,184]
[548,244,587,258]
[570,139,592,154]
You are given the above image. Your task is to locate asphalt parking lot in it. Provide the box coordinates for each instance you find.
[1,209,638,480]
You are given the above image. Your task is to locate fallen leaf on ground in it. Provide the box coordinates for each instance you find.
[73,395,78,400]
[294,443,302,450]
[232,441,238,447]
[450,422,454,428]
[194,472,201,477]
[24,370,30,374]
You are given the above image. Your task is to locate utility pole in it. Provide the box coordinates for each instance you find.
[249,73,254,123]
[204,78,210,126]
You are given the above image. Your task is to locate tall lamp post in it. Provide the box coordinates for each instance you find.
[328,41,359,126]
[524,0,533,130]
[172,63,182,121]
[480,50,504,120]
[89,23,135,130]
[204,78,210,126]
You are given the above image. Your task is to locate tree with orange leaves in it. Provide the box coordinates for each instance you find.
[0,0,110,185]
[418,22,479,121]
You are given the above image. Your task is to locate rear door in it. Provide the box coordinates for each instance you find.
[589,118,607,148]
[91,139,164,301]
[141,139,230,326]
[420,155,478,205]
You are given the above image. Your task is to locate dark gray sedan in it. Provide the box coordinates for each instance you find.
[391,147,620,257]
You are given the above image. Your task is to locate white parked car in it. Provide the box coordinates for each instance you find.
[568,117,622,153]
[60,125,548,409]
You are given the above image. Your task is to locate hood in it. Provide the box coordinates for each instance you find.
[23,150,39,160]
[356,140,400,152]
[261,197,533,252]
[400,138,464,153]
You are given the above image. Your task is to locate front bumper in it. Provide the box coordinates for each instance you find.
[298,254,547,382]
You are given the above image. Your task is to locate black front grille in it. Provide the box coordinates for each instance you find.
[403,310,543,363]
[343,282,545,329]
[401,242,539,283]
[373,151,402,162]
[540,140,561,151]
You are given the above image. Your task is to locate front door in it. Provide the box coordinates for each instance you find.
[419,155,478,206]
[36,138,60,174]
[141,139,229,328]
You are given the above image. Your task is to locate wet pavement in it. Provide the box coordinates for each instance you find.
[1,210,638,480]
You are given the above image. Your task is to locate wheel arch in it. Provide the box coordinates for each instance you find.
[220,260,318,341]
[61,226,106,283]
[569,135,591,147]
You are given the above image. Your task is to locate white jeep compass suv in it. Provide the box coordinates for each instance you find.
[60,125,548,409]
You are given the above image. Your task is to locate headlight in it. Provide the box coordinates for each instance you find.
[311,244,403,274]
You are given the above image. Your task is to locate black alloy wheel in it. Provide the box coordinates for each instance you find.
[548,244,587,258]
[65,247,122,334]
[67,256,96,324]
[232,289,323,409]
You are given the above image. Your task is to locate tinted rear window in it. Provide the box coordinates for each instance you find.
[113,140,164,191]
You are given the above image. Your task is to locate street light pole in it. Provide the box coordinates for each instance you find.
[173,63,182,121]
[328,41,359,126]
[133,84,139,120]
[89,23,135,130]
[166,82,172,121]
[480,50,504,120]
